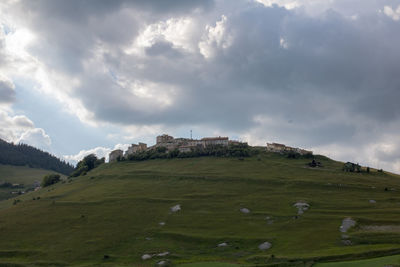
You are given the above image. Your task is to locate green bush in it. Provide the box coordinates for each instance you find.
[71,154,105,177]
[41,174,61,187]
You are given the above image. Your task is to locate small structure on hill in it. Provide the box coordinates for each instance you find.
[308,159,322,167]
[343,162,361,172]
[109,149,123,162]
[266,142,312,156]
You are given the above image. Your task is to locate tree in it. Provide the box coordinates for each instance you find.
[41,174,61,187]
[71,154,105,177]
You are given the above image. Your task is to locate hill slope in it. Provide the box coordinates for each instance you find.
[0,153,399,266]
[0,164,66,201]
[0,138,74,175]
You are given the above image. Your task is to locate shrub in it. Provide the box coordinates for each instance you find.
[41,174,61,187]
[71,154,105,177]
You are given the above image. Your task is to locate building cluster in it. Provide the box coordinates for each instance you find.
[155,134,231,153]
[266,143,312,155]
[108,134,313,163]
[109,134,239,162]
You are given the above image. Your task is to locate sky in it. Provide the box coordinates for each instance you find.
[0,0,400,172]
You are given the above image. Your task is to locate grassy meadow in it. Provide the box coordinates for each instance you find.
[0,153,400,266]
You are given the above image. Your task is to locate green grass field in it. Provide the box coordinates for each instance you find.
[0,164,64,201]
[315,254,400,266]
[0,153,400,266]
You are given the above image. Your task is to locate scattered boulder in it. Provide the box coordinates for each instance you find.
[157,260,170,266]
[341,239,352,246]
[170,204,181,213]
[142,254,152,260]
[157,252,169,257]
[340,217,356,233]
[258,241,272,250]
[159,222,166,226]
[145,237,153,241]
[294,202,310,215]
[369,199,376,204]
[217,242,228,247]
[240,208,250,214]
[265,216,274,224]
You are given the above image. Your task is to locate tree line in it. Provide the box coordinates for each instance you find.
[0,138,74,175]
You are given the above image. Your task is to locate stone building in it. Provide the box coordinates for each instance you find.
[109,149,123,162]
[201,137,229,147]
[267,143,312,155]
[125,142,147,157]
[154,134,230,152]
[156,134,174,144]
[266,143,286,152]
[178,146,192,153]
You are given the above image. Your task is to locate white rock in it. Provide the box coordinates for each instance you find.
[142,254,152,260]
[369,199,376,203]
[240,208,250,214]
[159,222,166,226]
[294,202,310,215]
[157,251,169,257]
[258,241,272,250]
[158,260,168,266]
[217,242,228,247]
[340,217,356,233]
[294,202,310,209]
[171,204,181,213]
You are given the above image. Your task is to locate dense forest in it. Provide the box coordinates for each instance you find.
[0,138,74,175]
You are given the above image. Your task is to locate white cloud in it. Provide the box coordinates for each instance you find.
[279,37,289,49]
[0,107,52,150]
[384,5,400,21]
[128,17,197,55]
[63,143,130,165]
[199,15,232,58]
[17,128,51,149]
[0,109,34,141]
[255,0,300,10]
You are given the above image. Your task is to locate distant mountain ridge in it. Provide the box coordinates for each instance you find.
[0,138,74,175]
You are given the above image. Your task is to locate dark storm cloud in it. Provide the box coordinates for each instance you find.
[7,0,400,166]
[15,0,213,73]
[72,2,400,138]
[0,79,15,104]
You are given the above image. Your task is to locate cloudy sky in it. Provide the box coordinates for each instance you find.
[0,0,400,172]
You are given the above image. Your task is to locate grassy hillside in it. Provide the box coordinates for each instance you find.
[0,153,399,266]
[0,164,65,201]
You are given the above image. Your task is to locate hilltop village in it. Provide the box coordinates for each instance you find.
[109,134,313,162]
